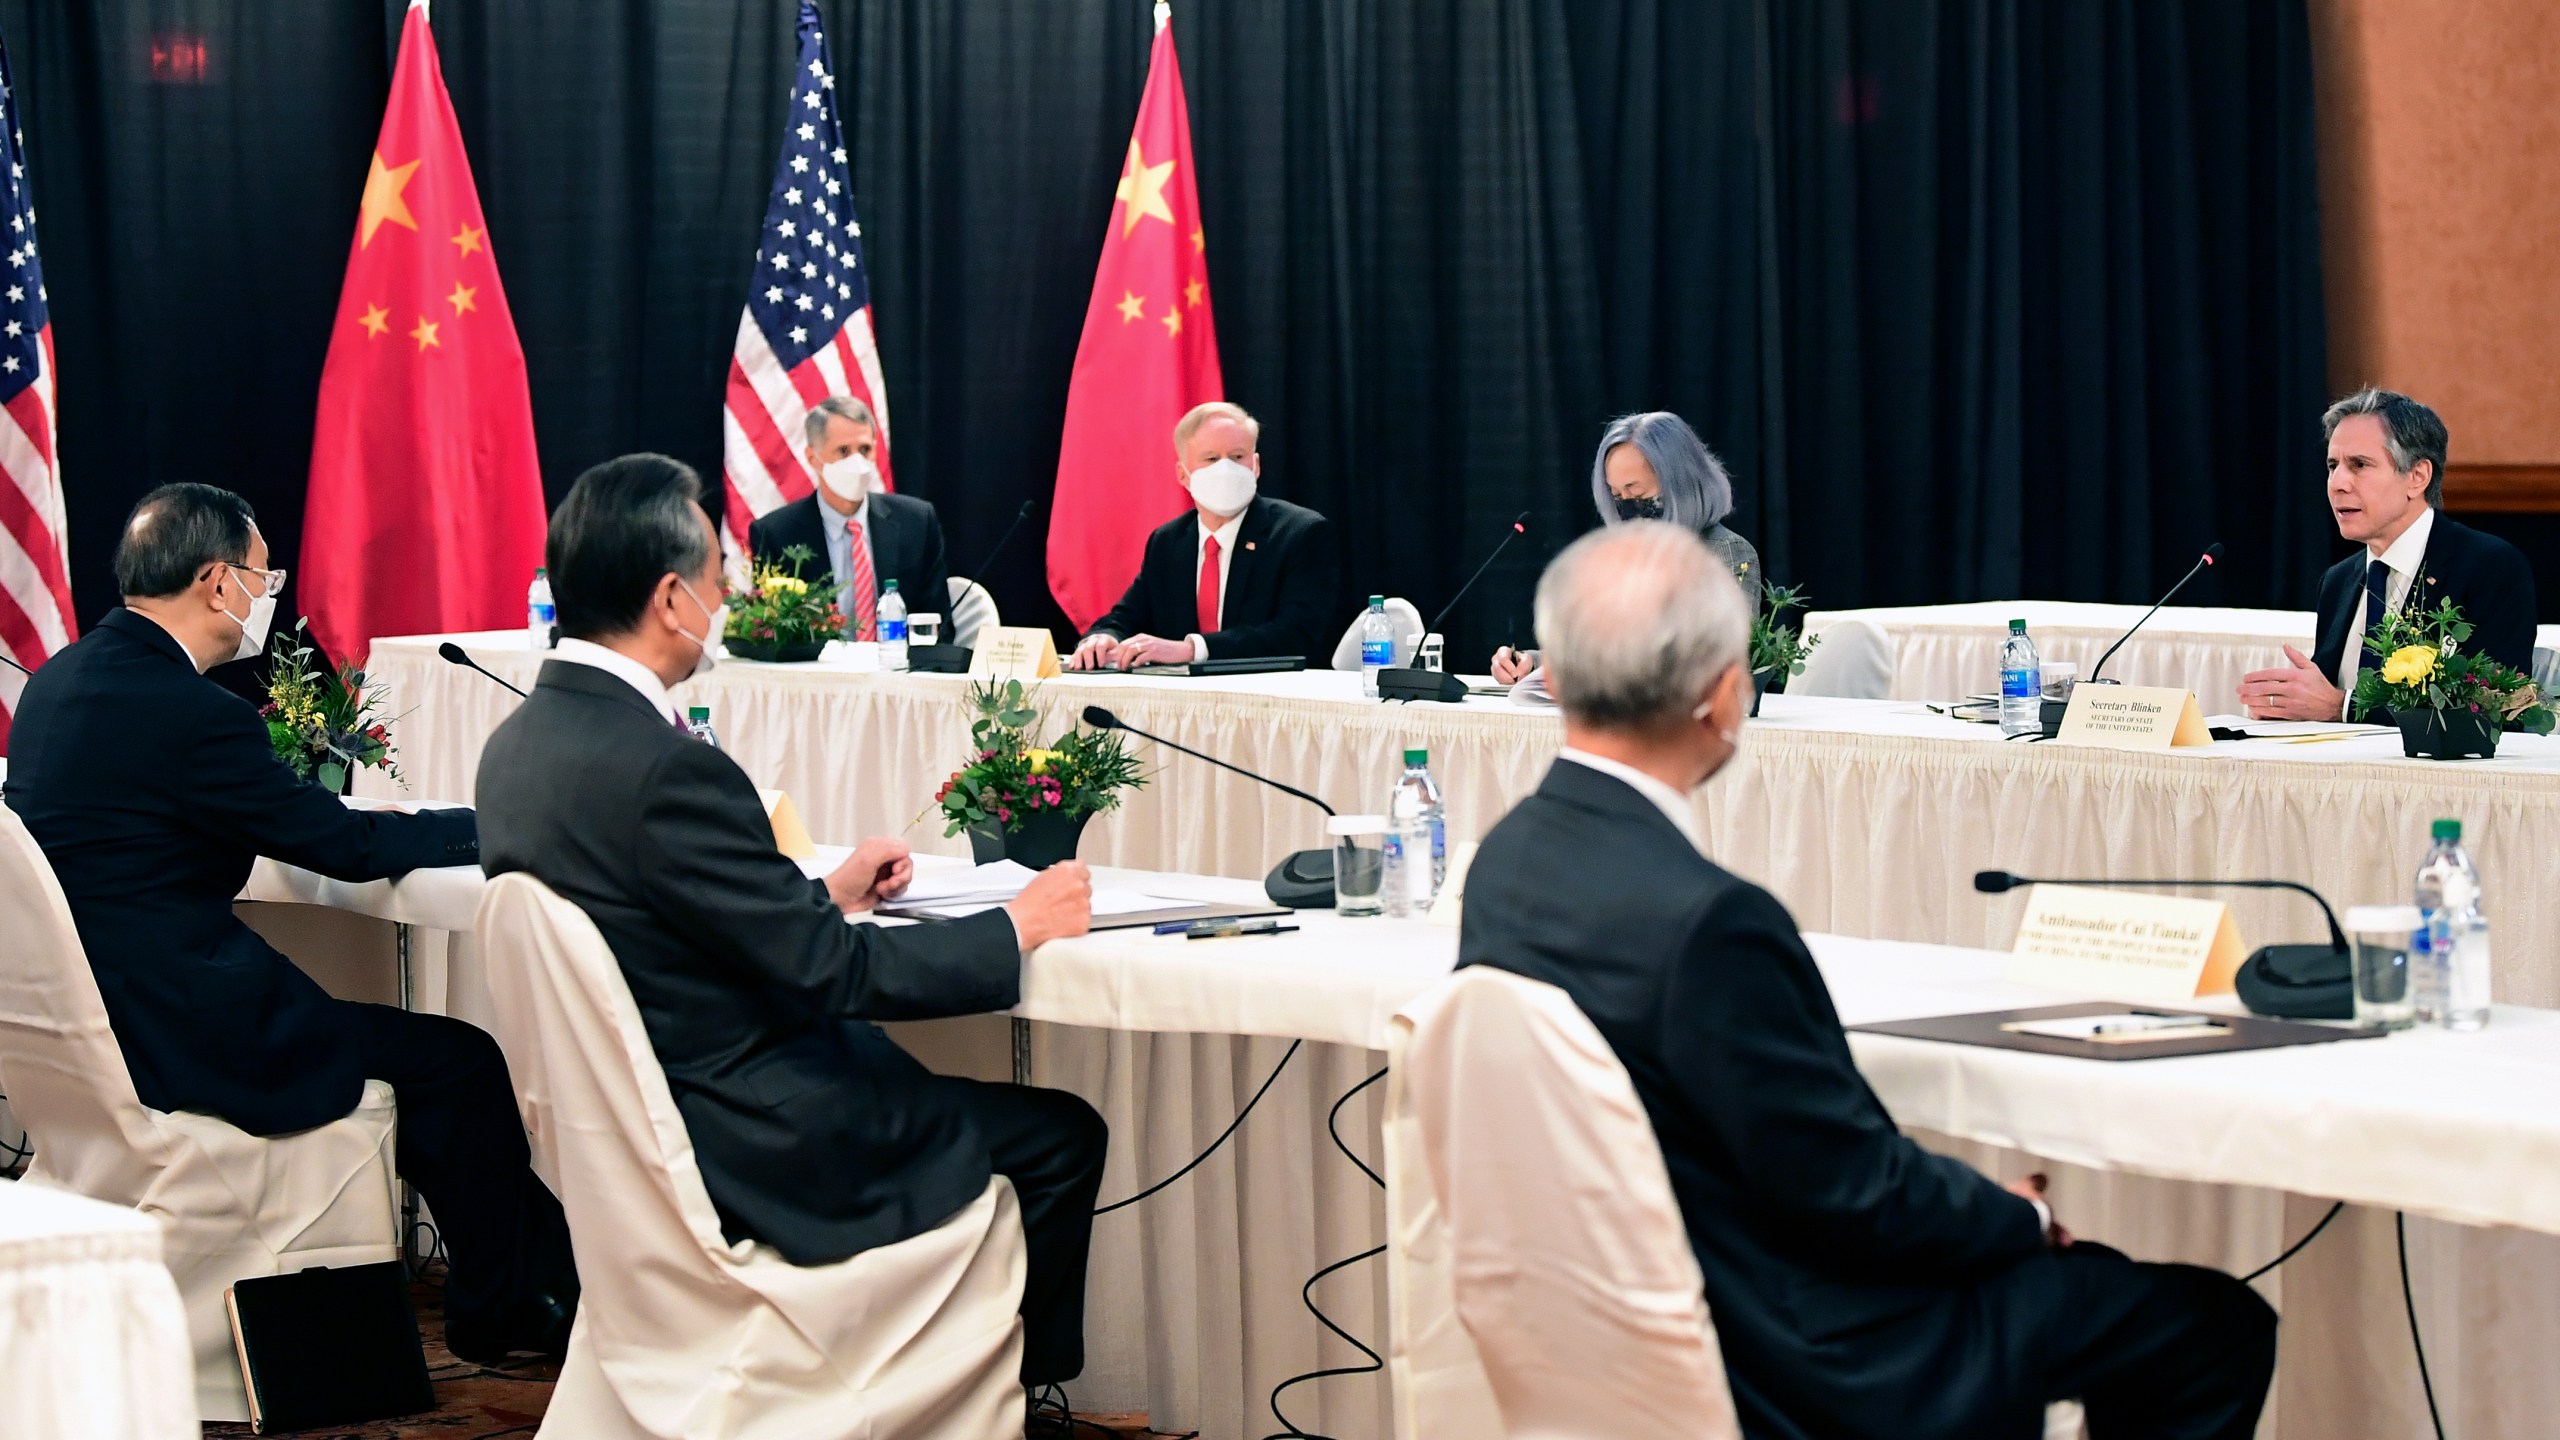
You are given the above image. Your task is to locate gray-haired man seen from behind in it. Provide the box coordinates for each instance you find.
[474,453,1106,1398]
[1459,521,2276,1438]
[745,395,954,636]
[2240,387,2536,721]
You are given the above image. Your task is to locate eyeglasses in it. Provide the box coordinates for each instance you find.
[220,561,288,597]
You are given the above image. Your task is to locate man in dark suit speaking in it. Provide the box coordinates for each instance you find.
[2241,388,2537,720]
[746,394,953,632]
[1460,521,2276,1439]
[474,453,1107,1390]
[4,483,576,1364]
[1067,401,1341,668]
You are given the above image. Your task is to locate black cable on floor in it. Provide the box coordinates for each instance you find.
[2398,1212,2446,1440]
[2241,1200,2344,1284]
[1262,1066,1390,1440]
[1094,1039,1302,1217]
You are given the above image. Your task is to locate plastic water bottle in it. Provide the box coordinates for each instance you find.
[1999,618,2041,737]
[2413,818,2489,1029]
[527,568,556,651]
[685,705,720,749]
[1389,747,1447,893]
[1360,595,1395,697]
[878,580,909,671]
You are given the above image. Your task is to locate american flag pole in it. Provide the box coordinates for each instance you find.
[0,26,71,751]
[719,0,892,571]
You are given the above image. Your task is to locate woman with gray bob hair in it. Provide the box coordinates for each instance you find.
[1494,411,1761,683]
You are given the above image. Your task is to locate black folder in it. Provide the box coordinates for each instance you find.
[226,1261,434,1433]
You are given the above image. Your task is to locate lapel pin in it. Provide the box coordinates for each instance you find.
[1245,541,1258,551]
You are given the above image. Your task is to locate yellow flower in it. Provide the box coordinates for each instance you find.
[1027,748,1060,775]
[2379,645,2438,687]
[765,573,809,598]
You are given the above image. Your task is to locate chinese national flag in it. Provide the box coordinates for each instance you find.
[1046,16,1223,631]
[302,0,545,664]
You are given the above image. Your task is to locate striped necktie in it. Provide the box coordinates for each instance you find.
[845,515,878,642]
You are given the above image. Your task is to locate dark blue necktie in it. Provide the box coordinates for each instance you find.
[2362,560,2391,633]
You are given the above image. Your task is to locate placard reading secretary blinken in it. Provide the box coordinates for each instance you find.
[2005,884,2247,1002]
[2056,684,2211,750]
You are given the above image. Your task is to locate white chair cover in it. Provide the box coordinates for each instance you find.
[1791,618,1898,700]
[0,806,399,1423]
[0,1179,199,1440]
[1385,965,1740,1440]
[2534,644,2559,702]
[475,872,1026,1440]
[948,576,999,651]
[1331,596,1426,671]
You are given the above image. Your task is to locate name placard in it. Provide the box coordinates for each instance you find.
[757,789,817,862]
[968,626,1062,680]
[2056,685,2210,750]
[2004,884,2246,1002]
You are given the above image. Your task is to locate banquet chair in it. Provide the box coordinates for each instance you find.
[474,872,1026,1440]
[948,575,999,651]
[1790,618,1898,700]
[1330,595,1424,670]
[1383,967,2086,1440]
[2534,643,2558,701]
[0,805,399,1424]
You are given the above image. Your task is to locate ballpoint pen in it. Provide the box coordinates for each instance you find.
[1185,920,1298,939]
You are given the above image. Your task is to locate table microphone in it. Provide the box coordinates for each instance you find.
[2087,543,2225,685]
[915,499,1036,674]
[1081,704,1339,907]
[0,652,27,676]
[1973,869,2351,1019]
[1377,510,1531,703]
[437,642,529,698]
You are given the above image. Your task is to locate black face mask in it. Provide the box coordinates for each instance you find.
[1614,495,1665,522]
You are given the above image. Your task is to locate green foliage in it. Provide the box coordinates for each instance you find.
[2350,591,2555,735]
[262,620,403,790]
[934,679,1149,835]
[724,545,848,647]
[1749,582,1820,680]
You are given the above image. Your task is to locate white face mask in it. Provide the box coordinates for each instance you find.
[674,578,726,680]
[819,451,876,503]
[1186,457,1258,518]
[218,566,279,665]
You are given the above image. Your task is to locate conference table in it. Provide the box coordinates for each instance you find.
[242,843,2560,1439]
[1803,598,2560,708]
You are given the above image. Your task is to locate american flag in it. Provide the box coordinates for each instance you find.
[719,0,891,560]
[0,31,69,751]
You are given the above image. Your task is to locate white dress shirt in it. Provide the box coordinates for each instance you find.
[2334,505,2435,716]
[1187,510,1244,661]
[819,492,877,599]
[551,638,683,727]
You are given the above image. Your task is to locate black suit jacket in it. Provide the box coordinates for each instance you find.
[747,491,951,622]
[2310,513,2538,700]
[2,609,478,1135]
[1085,495,1341,660]
[1460,760,2046,1439]
[474,659,1022,1264]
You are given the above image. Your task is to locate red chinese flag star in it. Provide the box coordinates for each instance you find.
[302,0,545,664]
[1046,14,1223,631]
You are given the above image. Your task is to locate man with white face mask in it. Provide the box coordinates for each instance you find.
[5,482,582,1365]
[1458,522,2276,1440]
[1069,400,1342,669]
[746,395,951,636]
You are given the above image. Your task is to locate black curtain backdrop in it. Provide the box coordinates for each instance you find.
[0,0,2332,669]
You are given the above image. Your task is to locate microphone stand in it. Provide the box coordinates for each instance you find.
[1084,705,1339,907]
[2036,543,2225,737]
[1377,511,1531,704]
[913,500,1036,673]
[437,642,529,698]
[1975,869,2352,1018]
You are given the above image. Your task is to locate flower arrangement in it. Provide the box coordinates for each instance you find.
[1749,582,1820,684]
[724,545,846,659]
[263,620,402,794]
[2352,595,2553,756]
[934,680,1145,838]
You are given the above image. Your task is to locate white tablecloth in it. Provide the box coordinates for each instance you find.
[0,1180,197,1438]
[1804,599,2560,710]
[341,632,2560,1437]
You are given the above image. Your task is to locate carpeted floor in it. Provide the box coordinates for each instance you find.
[203,1266,1179,1439]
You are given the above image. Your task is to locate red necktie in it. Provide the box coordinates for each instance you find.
[1197,533,1221,634]
[845,515,878,642]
